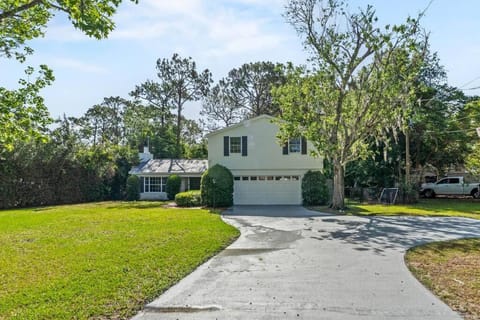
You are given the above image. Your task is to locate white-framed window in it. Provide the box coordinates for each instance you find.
[230,137,241,153]
[144,177,167,192]
[289,137,301,153]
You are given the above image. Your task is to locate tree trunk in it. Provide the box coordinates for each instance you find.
[331,160,345,210]
[176,95,182,158]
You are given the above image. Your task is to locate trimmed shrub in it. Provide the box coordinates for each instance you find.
[125,175,140,201]
[166,174,182,200]
[301,170,329,205]
[175,190,202,207]
[200,164,234,207]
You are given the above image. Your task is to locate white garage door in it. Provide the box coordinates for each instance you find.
[233,175,301,205]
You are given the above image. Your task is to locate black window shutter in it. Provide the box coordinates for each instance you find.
[241,136,248,156]
[224,136,230,156]
[140,177,144,193]
[282,141,288,155]
[301,137,307,154]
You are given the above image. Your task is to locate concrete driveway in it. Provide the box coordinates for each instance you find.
[133,206,480,320]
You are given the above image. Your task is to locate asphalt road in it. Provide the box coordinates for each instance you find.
[132,206,480,320]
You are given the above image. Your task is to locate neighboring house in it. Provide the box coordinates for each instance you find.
[207,114,323,205]
[129,147,207,200]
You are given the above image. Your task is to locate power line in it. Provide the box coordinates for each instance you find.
[463,86,480,91]
[425,128,477,134]
[459,76,480,89]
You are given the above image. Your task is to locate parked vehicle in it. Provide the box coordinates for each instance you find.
[420,176,480,199]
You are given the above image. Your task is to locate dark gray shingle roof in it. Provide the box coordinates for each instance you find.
[130,159,208,175]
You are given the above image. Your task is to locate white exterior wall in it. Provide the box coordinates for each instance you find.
[139,176,198,201]
[140,192,167,201]
[208,117,323,171]
[207,116,323,205]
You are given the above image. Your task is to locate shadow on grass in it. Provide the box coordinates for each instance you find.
[343,199,480,216]
[105,201,167,210]
[409,237,480,254]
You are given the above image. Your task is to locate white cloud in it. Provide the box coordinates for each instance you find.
[108,0,291,59]
[45,22,91,42]
[52,58,108,74]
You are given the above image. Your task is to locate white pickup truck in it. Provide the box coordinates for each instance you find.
[420,176,480,198]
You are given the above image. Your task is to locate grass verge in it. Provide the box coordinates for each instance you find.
[0,201,239,319]
[311,199,480,220]
[405,238,480,320]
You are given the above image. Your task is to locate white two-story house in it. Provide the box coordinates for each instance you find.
[207,114,323,205]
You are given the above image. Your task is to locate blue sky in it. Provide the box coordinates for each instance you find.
[2,0,480,120]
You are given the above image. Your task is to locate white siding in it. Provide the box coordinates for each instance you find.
[207,116,323,205]
[208,116,323,171]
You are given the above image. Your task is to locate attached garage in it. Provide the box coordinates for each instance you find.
[233,174,302,205]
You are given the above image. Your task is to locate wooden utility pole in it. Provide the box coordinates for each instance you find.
[405,127,411,186]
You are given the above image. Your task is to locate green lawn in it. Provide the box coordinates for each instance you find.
[312,199,480,220]
[406,239,480,320]
[0,202,239,319]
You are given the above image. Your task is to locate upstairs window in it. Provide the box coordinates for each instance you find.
[289,138,301,153]
[224,135,247,156]
[283,137,307,155]
[230,137,241,153]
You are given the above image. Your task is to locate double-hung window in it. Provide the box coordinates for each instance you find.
[230,137,241,153]
[289,137,301,153]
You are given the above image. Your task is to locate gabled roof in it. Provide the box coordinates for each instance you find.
[130,159,208,175]
[205,114,277,138]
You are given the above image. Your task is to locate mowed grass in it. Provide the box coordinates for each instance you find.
[406,239,480,320]
[0,202,239,319]
[313,199,480,220]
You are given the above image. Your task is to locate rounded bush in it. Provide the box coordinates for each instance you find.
[301,170,329,205]
[125,175,140,201]
[175,190,202,207]
[200,164,233,207]
[166,174,182,200]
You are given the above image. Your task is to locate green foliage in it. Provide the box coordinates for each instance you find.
[1,0,136,154]
[166,174,182,200]
[301,170,329,205]
[184,139,208,159]
[0,137,138,209]
[201,164,234,207]
[0,202,239,319]
[155,53,212,157]
[0,0,138,61]
[125,175,140,201]
[277,0,427,209]
[399,181,418,204]
[0,65,54,153]
[175,190,202,207]
[200,61,286,130]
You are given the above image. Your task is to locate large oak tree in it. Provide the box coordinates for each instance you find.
[275,0,428,209]
[201,61,285,130]
[0,0,136,154]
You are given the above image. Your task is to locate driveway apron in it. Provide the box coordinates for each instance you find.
[133,206,480,320]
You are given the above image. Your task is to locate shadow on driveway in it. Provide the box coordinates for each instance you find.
[223,205,332,217]
[317,216,480,255]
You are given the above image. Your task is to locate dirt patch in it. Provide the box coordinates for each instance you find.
[405,238,480,320]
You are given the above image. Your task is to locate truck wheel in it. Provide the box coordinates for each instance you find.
[424,189,435,198]
[472,189,480,199]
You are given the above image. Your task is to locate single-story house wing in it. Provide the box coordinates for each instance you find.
[130,152,207,200]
